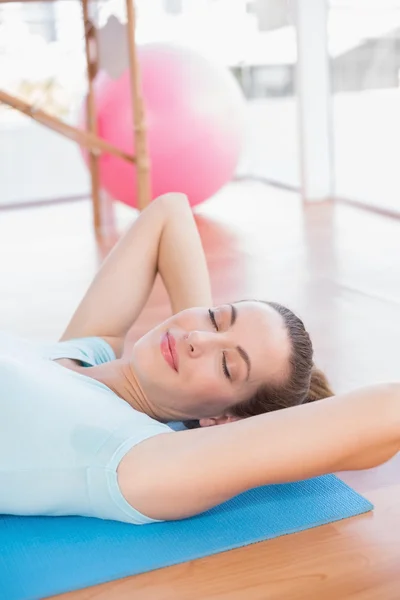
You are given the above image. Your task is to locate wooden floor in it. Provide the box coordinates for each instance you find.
[1,182,400,599]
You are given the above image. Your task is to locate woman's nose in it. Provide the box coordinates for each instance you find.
[185,330,217,358]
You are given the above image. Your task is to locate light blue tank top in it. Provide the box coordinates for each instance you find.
[0,331,173,525]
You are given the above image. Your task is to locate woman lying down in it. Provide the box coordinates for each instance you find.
[1,194,399,525]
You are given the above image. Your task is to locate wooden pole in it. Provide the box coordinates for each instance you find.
[82,0,102,232]
[0,89,136,163]
[125,0,151,211]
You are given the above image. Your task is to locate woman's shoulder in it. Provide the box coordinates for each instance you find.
[0,331,117,369]
[42,336,116,367]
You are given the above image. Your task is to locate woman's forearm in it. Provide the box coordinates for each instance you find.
[121,383,400,520]
[60,196,166,344]
[157,195,213,313]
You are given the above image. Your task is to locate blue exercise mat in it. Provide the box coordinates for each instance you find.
[0,474,372,600]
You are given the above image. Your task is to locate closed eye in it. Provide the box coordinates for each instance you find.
[208,308,218,331]
[222,352,231,380]
[209,309,231,381]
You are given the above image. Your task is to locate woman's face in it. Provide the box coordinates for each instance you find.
[131,301,291,425]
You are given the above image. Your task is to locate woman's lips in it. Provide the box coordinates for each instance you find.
[161,331,179,372]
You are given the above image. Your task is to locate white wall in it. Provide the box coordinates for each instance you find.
[0,117,90,204]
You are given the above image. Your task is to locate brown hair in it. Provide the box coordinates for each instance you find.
[183,300,333,429]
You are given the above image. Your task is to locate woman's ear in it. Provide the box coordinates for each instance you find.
[199,414,241,427]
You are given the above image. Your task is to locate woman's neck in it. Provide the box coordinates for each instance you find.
[80,359,169,422]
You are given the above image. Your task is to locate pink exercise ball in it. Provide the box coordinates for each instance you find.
[83,43,246,208]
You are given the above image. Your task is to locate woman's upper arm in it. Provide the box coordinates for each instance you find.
[117,384,400,522]
[156,195,213,313]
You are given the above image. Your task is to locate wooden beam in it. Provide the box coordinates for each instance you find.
[82,0,101,232]
[126,0,151,210]
[0,89,135,163]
